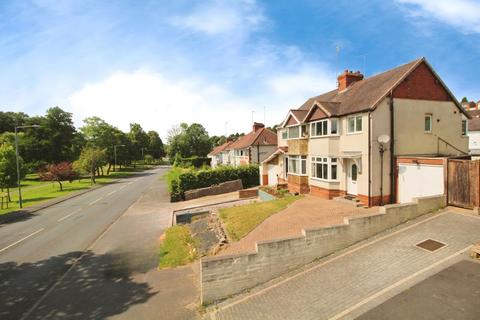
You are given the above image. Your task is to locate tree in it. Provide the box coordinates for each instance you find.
[129,123,149,163]
[0,112,29,134]
[39,162,78,191]
[81,117,124,174]
[73,147,107,184]
[0,143,23,202]
[461,97,468,103]
[146,130,165,159]
[167,123,212,158]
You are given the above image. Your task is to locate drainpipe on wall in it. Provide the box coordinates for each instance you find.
[389,91,395,204]
[368,112,372,207]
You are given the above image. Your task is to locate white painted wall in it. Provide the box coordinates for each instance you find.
[468,131,480,154]
[397,164,444,203]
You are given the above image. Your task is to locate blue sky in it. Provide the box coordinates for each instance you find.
[0,0,479,139]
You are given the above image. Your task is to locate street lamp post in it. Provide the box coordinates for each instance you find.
[114,144,125,172]
[14,124,40,208]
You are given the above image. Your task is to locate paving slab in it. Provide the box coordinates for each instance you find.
[210,212,480,320]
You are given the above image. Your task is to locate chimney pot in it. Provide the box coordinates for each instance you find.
[337,69,364,91]
[252,122,265,132]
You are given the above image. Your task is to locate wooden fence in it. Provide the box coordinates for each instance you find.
[447,159,480,209]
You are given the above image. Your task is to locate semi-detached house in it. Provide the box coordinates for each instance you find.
[261,57,469,206]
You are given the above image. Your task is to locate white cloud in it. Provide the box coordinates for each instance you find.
[67,65,335,140]
[395,0,480,34]
[169,0,265,36]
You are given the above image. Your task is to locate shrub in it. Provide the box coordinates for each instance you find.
[174,156,211,168]
[167,164,259,202]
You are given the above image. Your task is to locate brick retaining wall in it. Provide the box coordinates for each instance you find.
[184,179,243,201]
[200,195,446,304]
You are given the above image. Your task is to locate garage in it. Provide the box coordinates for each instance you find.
[397,157,446,204]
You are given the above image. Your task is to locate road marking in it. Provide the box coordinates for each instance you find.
[107,189,118,196]
[88,197,103,206]
[57,209,81,222]
[118,185,127,190]
[328,245,472,320]
[210,211,450,317]
[0,228,44,253]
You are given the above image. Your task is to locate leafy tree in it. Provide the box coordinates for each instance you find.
[0,143,23,202]
[0,112,29,134]
[167,123,212,158]
[38,162,78,191]
[129,123,149,163]
[81,117,126,174]
[461,97,468,103]
[73,147,107,184]
[146,130,165,159]
[210,135,227,147]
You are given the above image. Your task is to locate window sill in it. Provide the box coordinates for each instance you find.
[287,173,308,176]
[346,131,363,135]
[310,134,340,139]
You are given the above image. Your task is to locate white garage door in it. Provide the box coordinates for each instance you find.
[267,164,278,186]
[398,164,444,203]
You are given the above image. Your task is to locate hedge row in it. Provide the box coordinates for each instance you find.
[174,156,211,168]
[169,165,259,202]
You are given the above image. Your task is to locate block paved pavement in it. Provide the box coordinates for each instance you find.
[207,211,480,320]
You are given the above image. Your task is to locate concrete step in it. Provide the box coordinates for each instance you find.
[333,196,365,207]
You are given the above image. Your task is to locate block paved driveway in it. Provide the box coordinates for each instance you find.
[208,211,480,320]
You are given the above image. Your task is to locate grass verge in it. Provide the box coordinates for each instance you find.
[219,195,302,241]
[0,165,156,215]
[159,225,198,268]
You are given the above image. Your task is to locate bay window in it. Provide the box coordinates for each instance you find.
[311,157,338,181]
[287,155,307,175]
[310,118,339,137]
[288,126,300,139]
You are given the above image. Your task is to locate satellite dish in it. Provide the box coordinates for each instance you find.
[377,134,390,144]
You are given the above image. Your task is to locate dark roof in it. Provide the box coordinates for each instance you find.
[468,109,480,131]
[283,57,468,125]
[227,127,277,150]
[208,140,234,156]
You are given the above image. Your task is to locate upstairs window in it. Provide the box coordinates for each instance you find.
[288,126,300,139]
[424,114,432,133]
[311,119,339,137]
[281,130,288,140]
[347,115,362,133]
[462,119,468,136]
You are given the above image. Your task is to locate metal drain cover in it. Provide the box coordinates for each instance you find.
[416,239,446,252]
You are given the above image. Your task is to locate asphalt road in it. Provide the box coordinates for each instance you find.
[0,167,177,320]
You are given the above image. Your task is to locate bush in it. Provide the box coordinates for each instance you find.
[166,164,259,202]
[174,156,211,168]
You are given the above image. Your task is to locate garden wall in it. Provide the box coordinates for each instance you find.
[200,195,446,304]
[184,179,243,201]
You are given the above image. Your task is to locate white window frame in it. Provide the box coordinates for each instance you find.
[287,155,307,176]
[281,129,288,140]
[347,115,363,134]
[424,114,432,133]
[310,119,340,137]
[311,156,339,181]
[287,125,300,139]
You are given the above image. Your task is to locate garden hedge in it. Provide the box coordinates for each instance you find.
[169,165,259,202]
[175,156,211,168]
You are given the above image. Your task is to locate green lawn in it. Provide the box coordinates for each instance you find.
[219,195,302,241]
[0,165,156,215]
[158,225,198,268]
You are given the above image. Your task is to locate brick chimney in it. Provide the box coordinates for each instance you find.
[337,70,364,91]
[252,122,265,132]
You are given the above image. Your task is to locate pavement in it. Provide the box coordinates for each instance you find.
[207,210,480,320]
[220,195,378,255]
[0,167,200,320]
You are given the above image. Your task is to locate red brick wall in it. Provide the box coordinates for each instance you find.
[310,185,345,199]
[393,62,452,102]
[239,189,259,199]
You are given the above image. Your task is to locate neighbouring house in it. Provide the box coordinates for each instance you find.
[207,140,234,167]
[463,100,480,154]
[261,57,469,206]
[225,123,278,167]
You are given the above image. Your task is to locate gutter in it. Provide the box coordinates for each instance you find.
[368,111,372,207]
[389,91,395,204]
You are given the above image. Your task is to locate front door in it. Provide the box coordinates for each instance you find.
[347,162,358,195]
